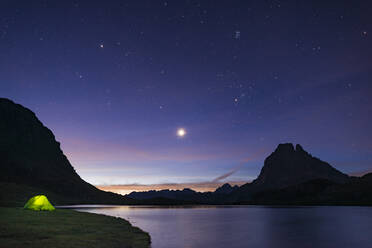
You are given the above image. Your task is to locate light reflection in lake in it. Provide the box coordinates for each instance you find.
[71,205,372,248]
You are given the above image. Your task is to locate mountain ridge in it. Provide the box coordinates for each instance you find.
[0,98,133,206]
[232,143,350,201]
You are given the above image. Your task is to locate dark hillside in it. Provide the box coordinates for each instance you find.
[0,98,133,206]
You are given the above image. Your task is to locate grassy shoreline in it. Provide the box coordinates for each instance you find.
[0,207,150,248]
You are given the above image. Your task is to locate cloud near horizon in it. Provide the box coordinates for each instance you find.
[212,149,268,182]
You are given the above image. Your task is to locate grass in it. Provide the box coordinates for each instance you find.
[0,207,150,248]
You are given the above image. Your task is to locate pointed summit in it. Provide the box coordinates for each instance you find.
[215,183,238,194]
[251,143,349,190]
[295,144,304,151]
[275,143,295,153]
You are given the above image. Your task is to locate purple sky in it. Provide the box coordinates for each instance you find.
[1,0,372,186]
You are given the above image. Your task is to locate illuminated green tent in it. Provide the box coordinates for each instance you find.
[24,195,55,211]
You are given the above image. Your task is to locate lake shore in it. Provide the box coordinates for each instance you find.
[0,207,150,248]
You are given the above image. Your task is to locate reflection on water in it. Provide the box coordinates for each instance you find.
[72,205,372,248]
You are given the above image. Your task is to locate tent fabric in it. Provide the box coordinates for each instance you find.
[24,195,55,211]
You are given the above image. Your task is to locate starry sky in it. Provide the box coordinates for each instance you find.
[1,1,372,191]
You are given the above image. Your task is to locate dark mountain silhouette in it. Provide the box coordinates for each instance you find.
[128,183,240,203]
[245,173,372,205]
[255,143,349,187]
[0,98,134,206]
[128,188,197,200]
[128,188,213,202]
[232,143,350,201]
[214,183,239,194]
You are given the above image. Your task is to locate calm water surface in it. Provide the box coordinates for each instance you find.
[73,205,372,248]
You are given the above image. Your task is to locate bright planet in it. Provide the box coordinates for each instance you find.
[177,128,186,137]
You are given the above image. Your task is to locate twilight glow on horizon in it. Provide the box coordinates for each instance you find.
[1,1,371,191]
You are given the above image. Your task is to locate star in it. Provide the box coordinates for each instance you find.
[99,44,104,48]
[234,30,241,39]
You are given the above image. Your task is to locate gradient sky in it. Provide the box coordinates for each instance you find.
[1,1,372,188]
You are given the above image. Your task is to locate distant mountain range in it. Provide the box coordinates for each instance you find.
[1,98,371,206]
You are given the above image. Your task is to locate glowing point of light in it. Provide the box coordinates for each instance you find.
[177,128,186,137]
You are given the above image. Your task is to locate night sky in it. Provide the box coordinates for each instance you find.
[1,1,372,191]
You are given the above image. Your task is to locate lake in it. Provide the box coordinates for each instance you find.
[73,205,372,248]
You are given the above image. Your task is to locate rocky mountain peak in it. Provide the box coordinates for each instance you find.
[274,143,295,153]
[252,143,349,190]
[215,183,239,194]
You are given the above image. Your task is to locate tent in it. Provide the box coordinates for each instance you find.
[24,195,55,211]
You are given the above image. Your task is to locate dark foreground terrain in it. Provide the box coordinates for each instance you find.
[0,207,150,248]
